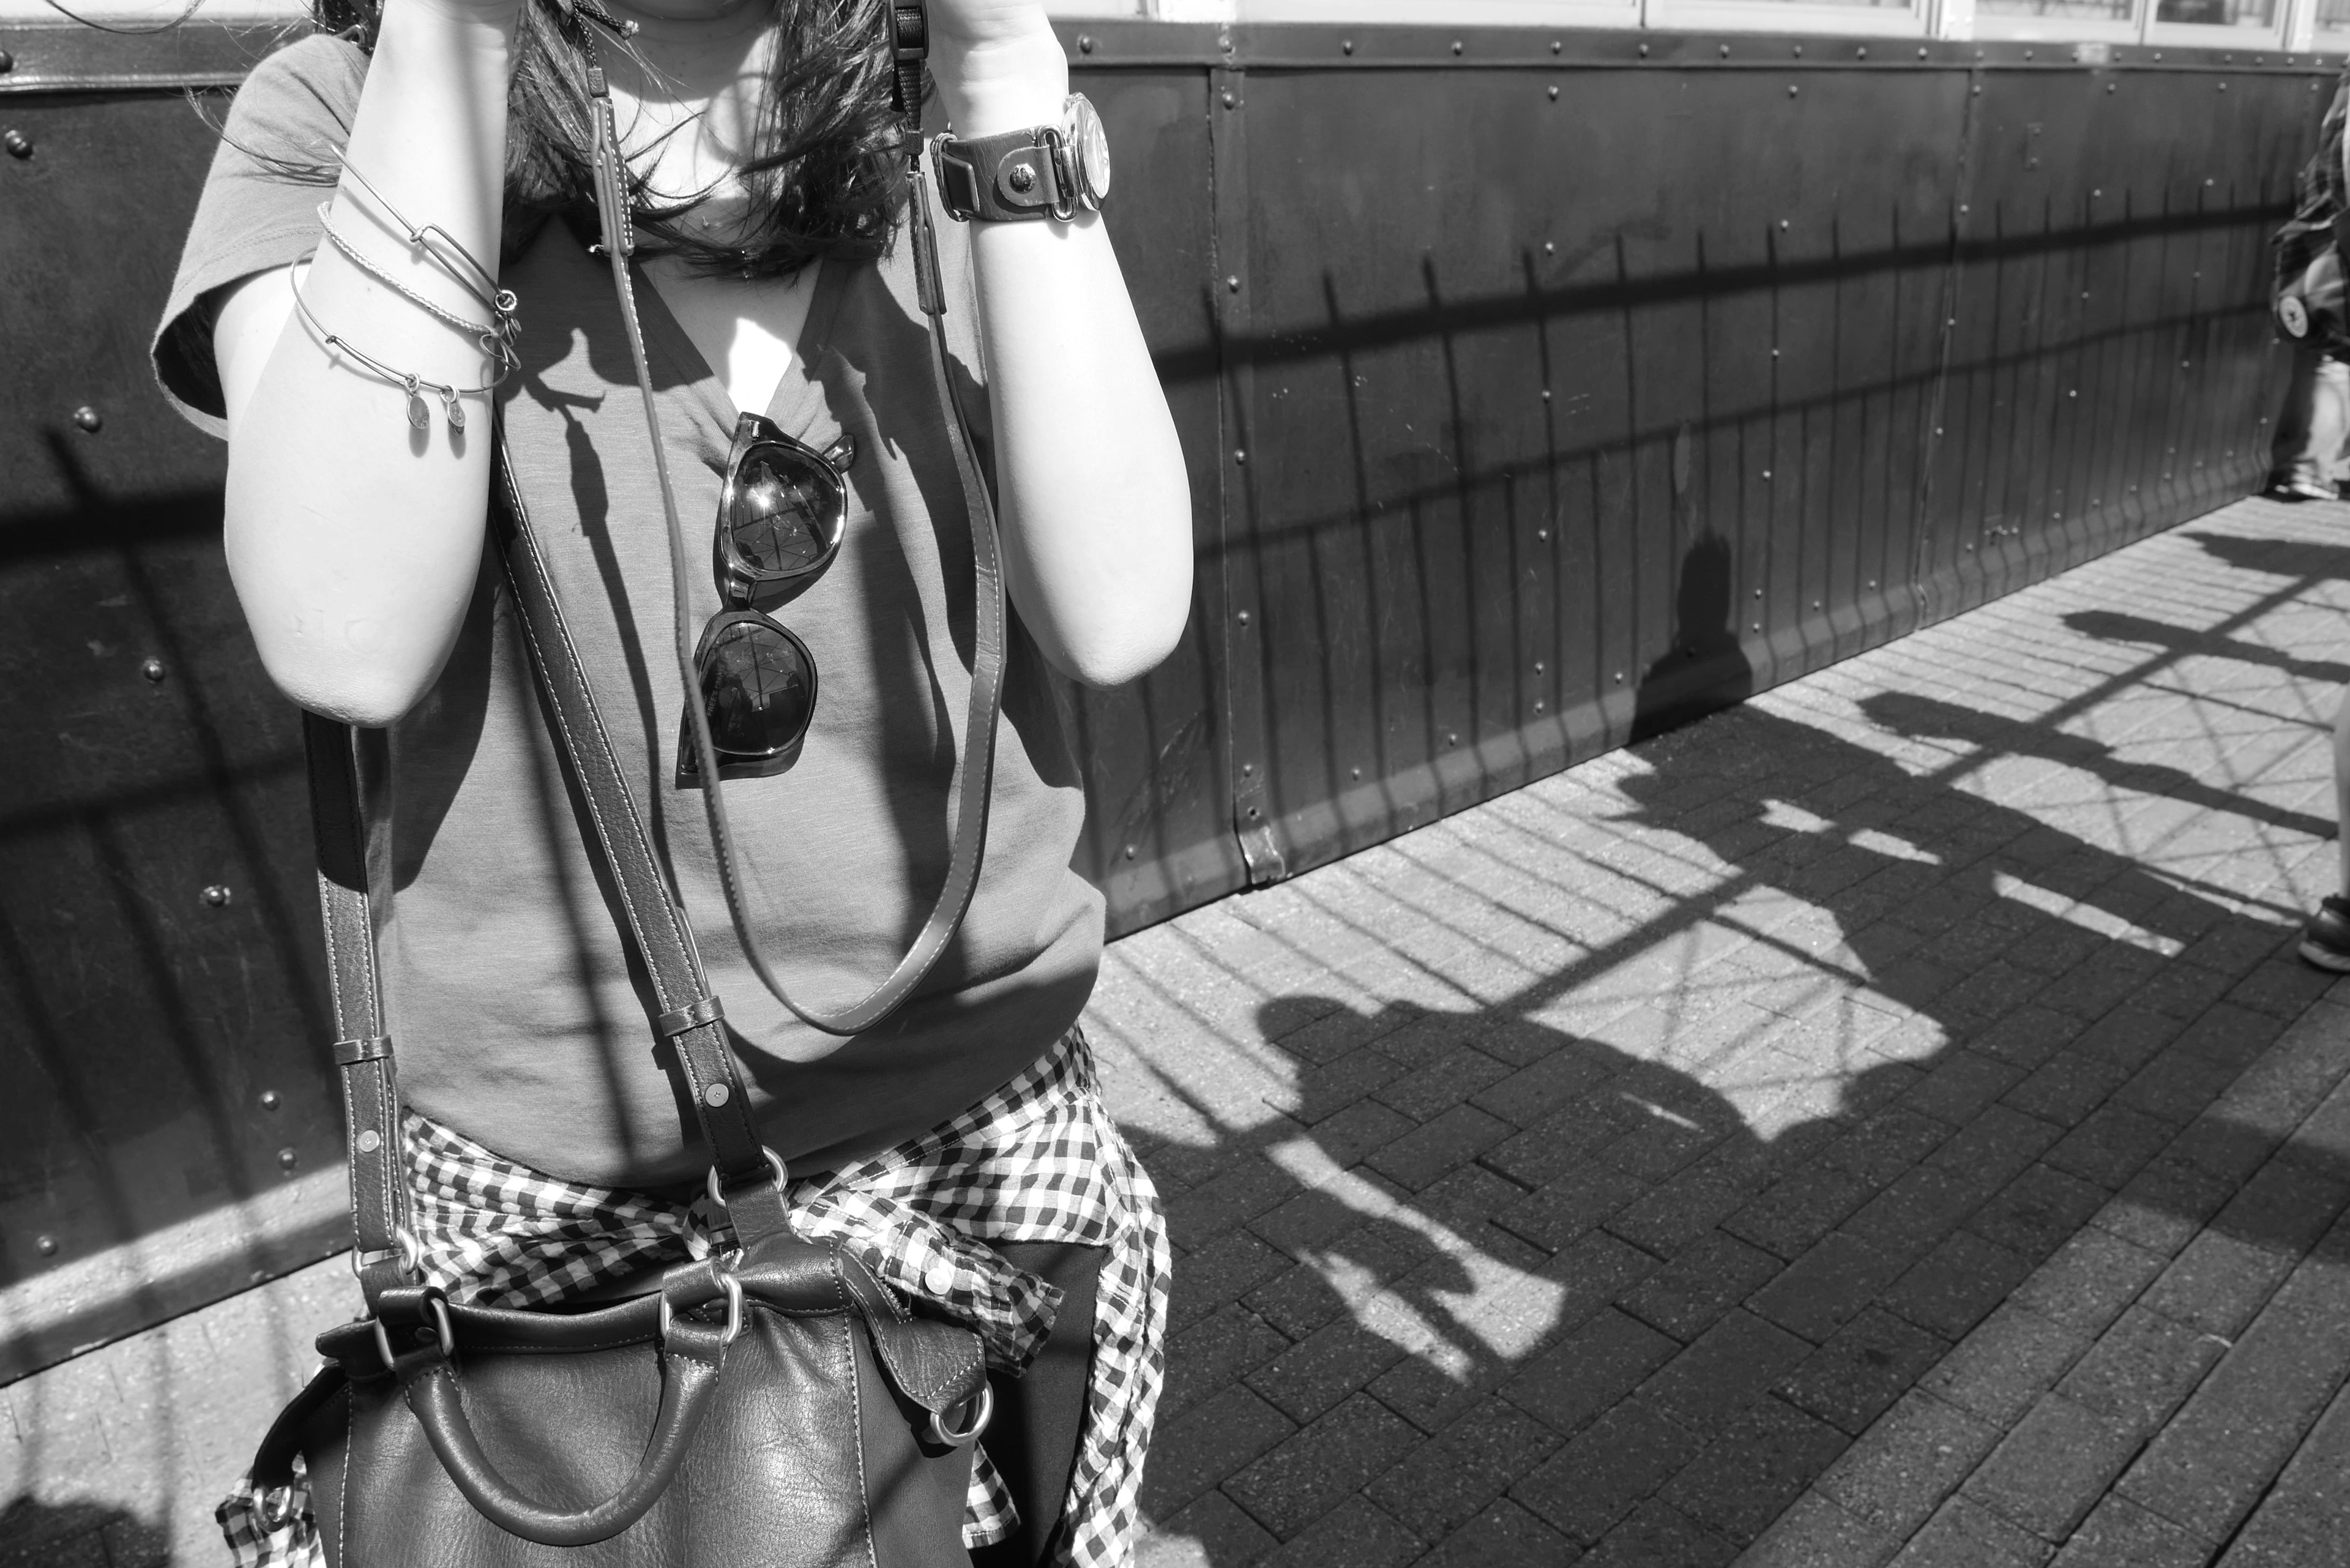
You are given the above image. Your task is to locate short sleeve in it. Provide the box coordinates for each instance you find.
[151,34,368,437]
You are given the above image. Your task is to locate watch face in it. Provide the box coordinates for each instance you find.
[1065,94,1110,207]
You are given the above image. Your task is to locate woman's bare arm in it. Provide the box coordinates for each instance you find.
[215,0,520,727]
[929,9,1194,690]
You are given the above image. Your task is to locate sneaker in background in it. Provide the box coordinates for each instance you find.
[2300,895,2350,973]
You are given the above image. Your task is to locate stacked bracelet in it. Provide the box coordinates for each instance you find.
[316,203,518,371]
[289,267,508,432]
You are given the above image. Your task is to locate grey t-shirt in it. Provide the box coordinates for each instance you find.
[155,35,1103,1185]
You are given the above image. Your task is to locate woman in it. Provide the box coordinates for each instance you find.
[151,0,1191,1558]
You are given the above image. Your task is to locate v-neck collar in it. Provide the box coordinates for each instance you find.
[629,255,848,443]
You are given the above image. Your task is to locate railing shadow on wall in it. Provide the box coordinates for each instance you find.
[0,16,2320,1375]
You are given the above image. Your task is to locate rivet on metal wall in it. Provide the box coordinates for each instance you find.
[1868,579,1878,588]
[1857,45,1868,59]
[1341,38,1353,54]
[1447,733,1458,746]
[2152,51,2162,61]
[1236,610,1251,625]
[36,1235,57,1256]
[1078,35,1093,53]
[1541,389,1553,401]
[4,130,31,160]
[1537,528,1550,541]
[0,50,14,72]
[1919,46,1930,59]
[1752,622,1762,632]
[2023,48,2032,59]
[260,1089,280,1110]
[203,884,233,906]
[1543,241,1556,255]
[1535,662,1545,674]
[1720,44,1731,57]
[1613,671,1625,683]
[1124,845,1136,859]
[1351,767,1362,780]
[141,657,166,682]
[1549,86,1559,100]
[1638,42,1649,57]
[1762,469,1773,480]
[1240,763,1254,777]
[1451,39,1463,54]
[1233,448,1247,464]
[1778,219,1790,231]
[1788,85,1799,98]
[1226,275,1240,291]
[2107,83,2116,93]
[1971,84,1981,95]
[74,406,102,432]
[277,1148,299,1170]
[2218,81,2226,91]
[1220,89,1234,107]
[1551,39,1562,53]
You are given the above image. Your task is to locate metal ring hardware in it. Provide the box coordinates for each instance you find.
[926,1382,993,1448]
[370,1290,456,1372]
[658,1271,746,1348]
[332,1034,393,1065]
[258,1485,297,1531]
[350,1225,423,1280]
[704,1146,788,1210]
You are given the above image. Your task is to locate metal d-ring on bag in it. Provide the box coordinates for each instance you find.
[240,4,1015,1561]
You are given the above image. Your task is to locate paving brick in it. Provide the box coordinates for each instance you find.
[2089,1156,2239,1259]
[1251,1186,1378,1261]
[1890,1495,2057,1567]
[1493,1159,1652,1254]
[2072,1004,2193,1072]
[1923,1103,2066,1186]
[2118,1237,2350,1544]
[1748,1233,1914,1344]
[2054,1305,2228,1433]
[1163,1304,1294,1421]
[1724,1163,1879,1261]
[1816,1389,2004,1536]
[1510,1400,1707,1545]
[1144,1385,1299,1515]
[1308,1097,1421,1171]
[1482,1097,1635,1189]
[1658,1394,1851,1545]
[1881,1228,2036,1341]
[1839,1166,1985,1256]
[1176,1231,1318,1332]
[2213,1378,2350,1568]
[1903,1050,2029,1128]
[1469,1047,1617,1130]
[1617,1229,1783,1343]
[1974,1007,2091,1070]
[2206,1154,2350,1258]
[1171,1154,1308,1249]
[1777,1306,1954,1437]
[1151,1488,1279,1568]
[2043,1495,2209,1568]
[1578,1498,1738,1568]
[1364,1397,1564,1544]
[1819,1107,1958,1189]
[2138,1232,2302,1340]
[1961,1393,2144,1542]
[1246,1315,1411,1425]
[2003,1053,2135,1128]
[1638,1309,1814,1438]
[1376,1049,1515,1122]
[1403,1499,1581,1568]
[1497,1307,1679,1439]
[1602,1143,1773,1257]
[1736,1492,1901,1568]
[2010,1229,2168,1335]
[1966,1162,2112,1263]
[2042,1103,2180,1192]
[1259,1496,1424,1568]
[1226,1393,1425,1540]
[2113,1043,2248,1129]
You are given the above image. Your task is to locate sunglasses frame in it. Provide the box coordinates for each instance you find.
[676,413,857,788]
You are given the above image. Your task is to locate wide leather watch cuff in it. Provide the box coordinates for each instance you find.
[933,130,1070,222]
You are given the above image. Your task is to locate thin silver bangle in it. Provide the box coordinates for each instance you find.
[332,152,515,323]
[288,266,507,432]
[315,203,518,369]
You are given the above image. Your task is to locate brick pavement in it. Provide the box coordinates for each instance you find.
[7,493,2350,1566]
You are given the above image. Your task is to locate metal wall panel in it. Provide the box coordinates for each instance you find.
[0,17,2318,1371]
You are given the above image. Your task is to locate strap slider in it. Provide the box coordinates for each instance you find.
[332,1035,392,1066]
[656,995,725,1037]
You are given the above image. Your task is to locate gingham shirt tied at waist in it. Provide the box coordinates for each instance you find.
[218,1028,1171,1568]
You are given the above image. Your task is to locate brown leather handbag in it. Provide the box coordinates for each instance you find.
[241,6,1020,1561]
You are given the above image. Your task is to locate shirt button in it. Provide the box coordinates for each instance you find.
[923,1258,957,1296]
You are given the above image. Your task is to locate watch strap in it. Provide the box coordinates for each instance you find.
[934,129,1070,222]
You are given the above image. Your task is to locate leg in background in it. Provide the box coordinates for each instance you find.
[2271,345,2350,498]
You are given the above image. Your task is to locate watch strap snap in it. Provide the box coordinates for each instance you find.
[934,129,1070,223]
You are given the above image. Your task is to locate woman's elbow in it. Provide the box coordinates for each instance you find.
[253,637,442,728]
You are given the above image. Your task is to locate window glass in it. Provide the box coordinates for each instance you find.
[1975,0,2132,20]
[2153,0,2274,23]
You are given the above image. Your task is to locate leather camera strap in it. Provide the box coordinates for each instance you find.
[582,37,1006,1044]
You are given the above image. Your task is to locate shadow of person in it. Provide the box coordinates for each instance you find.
[2059,609,2350,689]
[2184,530,2350,582]
[1629,534,1755,745]
[0,1496,167,1567]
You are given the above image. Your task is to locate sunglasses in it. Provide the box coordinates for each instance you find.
[674,411,857,786]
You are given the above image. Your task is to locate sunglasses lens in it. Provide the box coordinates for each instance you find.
[699,618,815,757]
[727,447,836,577]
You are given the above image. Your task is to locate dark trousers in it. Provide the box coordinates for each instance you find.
[967,1241,1106,1568]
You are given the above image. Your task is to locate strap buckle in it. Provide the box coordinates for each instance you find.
[370,1288,455,1373]
[655,994,725,1037]
[658,1269,745,1348]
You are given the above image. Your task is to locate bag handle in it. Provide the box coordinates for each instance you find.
[402,1308,731,1546]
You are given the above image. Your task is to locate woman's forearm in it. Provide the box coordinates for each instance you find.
[218,0,520,726]
[931,28,1195,690]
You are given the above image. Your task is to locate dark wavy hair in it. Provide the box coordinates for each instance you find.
[320,0,911,279]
